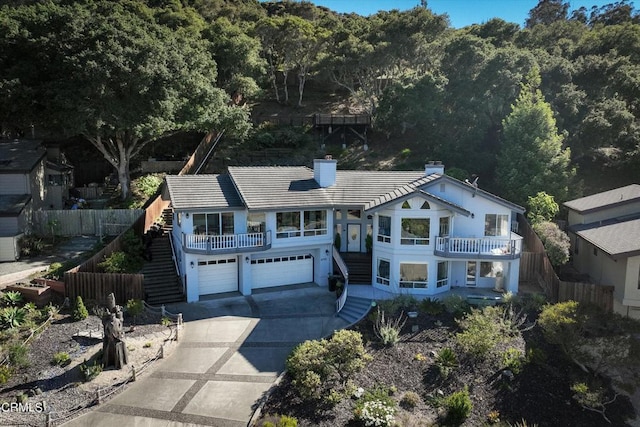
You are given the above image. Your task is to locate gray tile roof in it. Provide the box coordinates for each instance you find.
[0,140,46,173]
[165,175,244,211]
[228,166,425,210]
[576,217,640,259]
[564,184,640,213]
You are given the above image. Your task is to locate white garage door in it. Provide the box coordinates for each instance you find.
[197,257,238,295]
[251,254,313,289]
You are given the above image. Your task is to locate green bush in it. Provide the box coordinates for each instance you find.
[501,347,524,374]
[533,221,570,267]
[377,295,419,316]
[18,235,44,257]
[444,387,472,425]
[441,295,471,318]
[126,299,144,322]
[98,251,132,273]
[72,296,89,321]
[456,306,508,359]
[0,307,26,329]
[136,174,163,198]
[80,359,103,382]
[400,391,421,409]
[0,365,12,384]
[420,298,444,316]
[527,192,559,225]
[2,291,24,307]
[51,351,71,366]
[435,347,458,379]
[538,301,582,356]
[8,344,29,368]
[355,400,396,427]
[286,330,370,401]
[259,414,298,427]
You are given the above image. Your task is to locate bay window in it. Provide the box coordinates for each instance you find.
[401,218,430,245]
[376,258,390,286]
[399,263,428,289]
[437,261,448,288]
[378,215,391,243]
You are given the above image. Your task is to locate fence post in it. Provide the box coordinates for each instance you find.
[96,389,101,404]
[160,344,164,359]
[46,413,51,427]
[177,313,183,327]
[131,365,136,382]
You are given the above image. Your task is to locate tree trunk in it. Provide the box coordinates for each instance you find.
[283,70,289,103]
[117,161,130,201]
[297,70,306,107]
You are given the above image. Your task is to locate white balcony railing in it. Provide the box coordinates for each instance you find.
[183,231,271,254]
[435,236,522,259]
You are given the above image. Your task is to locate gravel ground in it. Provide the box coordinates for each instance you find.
[0,310,175,427]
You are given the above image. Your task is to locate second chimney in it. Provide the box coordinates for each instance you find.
[425,161,444,176]
[314,155,337,187]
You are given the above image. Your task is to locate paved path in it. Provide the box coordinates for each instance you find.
[63,285,347,426]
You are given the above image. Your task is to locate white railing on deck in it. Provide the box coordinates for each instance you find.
[435,236,521,257]
[168,229,183,293]
[333,247,350,314]
[184,231,270,252]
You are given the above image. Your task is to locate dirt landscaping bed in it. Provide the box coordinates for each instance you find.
[0,309,176,427]
[262,299,639,427]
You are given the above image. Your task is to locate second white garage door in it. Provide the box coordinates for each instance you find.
[251,254,313,289]
[197,257,238,295]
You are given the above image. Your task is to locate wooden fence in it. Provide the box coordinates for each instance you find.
[517,214,612,312]
[65,271,144,305]
[33,209,144,237]
[64,130,219,302]
[559,281,615,312]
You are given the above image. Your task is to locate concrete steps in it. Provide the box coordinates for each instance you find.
[339,253,372,284]
[142,232,185,306]
[337,296,372,324]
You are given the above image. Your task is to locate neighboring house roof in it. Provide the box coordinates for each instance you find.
[564,184,640,214]
[0,194,32,217]
[574,217,640,259]
[165,175,244,211]
[0,140,46,174]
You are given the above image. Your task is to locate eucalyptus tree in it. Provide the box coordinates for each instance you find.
[0,1,250,199]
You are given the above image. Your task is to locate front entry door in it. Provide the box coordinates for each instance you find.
[347,224,361,252]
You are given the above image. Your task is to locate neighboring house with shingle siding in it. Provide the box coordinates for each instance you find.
[165,159,525,303]
[564,184,640,318]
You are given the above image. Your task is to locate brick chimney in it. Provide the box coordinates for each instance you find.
[425,161,444,176]
[314,155,337,188]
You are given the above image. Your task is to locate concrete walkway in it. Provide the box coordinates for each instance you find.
[63,285,348,427]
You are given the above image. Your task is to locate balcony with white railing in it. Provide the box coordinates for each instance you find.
[183,231,271,255]
[434,235,522,260]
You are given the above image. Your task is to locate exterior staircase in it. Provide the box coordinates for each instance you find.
[337,296,372,324]
[339,252,372,284]
[142,209,185,305]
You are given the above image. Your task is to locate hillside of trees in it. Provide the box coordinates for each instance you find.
[1,0,638,204]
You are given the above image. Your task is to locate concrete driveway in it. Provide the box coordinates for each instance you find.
[64,285,347,427]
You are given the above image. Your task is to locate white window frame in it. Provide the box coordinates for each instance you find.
[484,214,509,237]
[399,263,428,289]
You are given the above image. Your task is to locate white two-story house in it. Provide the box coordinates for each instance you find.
[165,159,524,303]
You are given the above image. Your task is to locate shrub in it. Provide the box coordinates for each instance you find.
[441,295,471,318]
[501,347,524,374]
[377,295,419,316]
[8,344,29,368]
[538,301,582,357]
[72,296,89,321]
[286,330,370,400]
[80,359,103,382]
[51,352,71,366]
[355,400,396,427]
[570,382,616,424]
[532,221,570,267]
[126,299,144,323]
[2,291,24,307]
[19,235,44,257]
[420,298,444,316]
[373,308,406,346]
[435,347,458,379]
[99,251,133,273]
[136,174,163,198]
[400,391,421,409]
[0,307,26,329]
[456,306,507,359]
[487,409,501,424]
[443,387,472,425]
[160,317,172,326]
[0,365,11,384]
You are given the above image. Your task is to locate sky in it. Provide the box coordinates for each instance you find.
[302,0,619,28]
